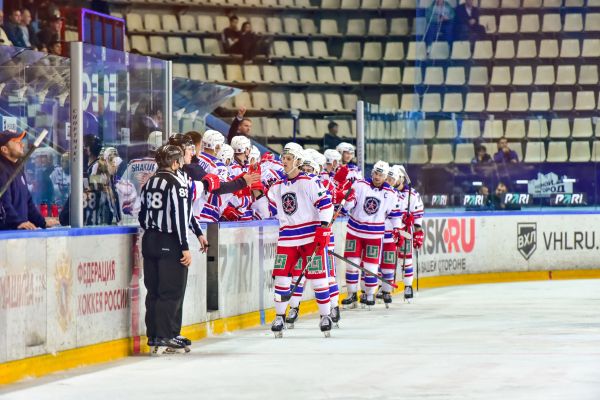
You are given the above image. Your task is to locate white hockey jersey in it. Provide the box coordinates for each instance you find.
[267,173,333,247]
[345,162,363,182]
[383,188,402,244]
[399,187,424,227]
[344,179,402,240]
[194,152,229,222]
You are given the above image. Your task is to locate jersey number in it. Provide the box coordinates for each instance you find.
[146,192,163,209]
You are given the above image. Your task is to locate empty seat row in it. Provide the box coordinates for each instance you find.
[476,0,600,8]
[378,118,600,140]
[413,39,600,61]
[408,141,600,164]
[222,91,357,111]
[126,12,413,36]
[131,35,223,55]
[264,118,355,137]
[478,13,600,34]
[173,63,358,84]
[392,91,600,113]
[402,65,600,87]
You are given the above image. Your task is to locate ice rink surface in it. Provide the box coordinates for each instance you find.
[2,279,600,400]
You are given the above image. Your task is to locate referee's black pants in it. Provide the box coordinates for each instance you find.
[142,230,187,340]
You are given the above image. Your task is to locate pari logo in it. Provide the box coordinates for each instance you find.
[504,193,532,205]
[422,218,476,255]
[430,194,448,207]
[551,193,586,206]
[463,194,485,207]
[517,223,537,260]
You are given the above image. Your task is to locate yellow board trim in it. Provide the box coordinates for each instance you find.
[2,269,600,386]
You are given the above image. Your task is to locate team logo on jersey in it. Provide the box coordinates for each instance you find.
[363,197,381,215]
[517,223,537,260]
[282,193,298,215]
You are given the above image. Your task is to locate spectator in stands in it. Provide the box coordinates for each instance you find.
[227,106,252,144]
[425,0,455,44]
[37,15,63,50]
[490,182,508,210]
[493,137,519,163]
[453,0,485,41]
[322,121,342,151]
[5,9,26,48]
[222,15,241,54]
[471,144,492,164]
[20,8,39,49]
[237,22,271,62]
[48,40,62,56]
[0,10,11,46]
[0,130,58,230]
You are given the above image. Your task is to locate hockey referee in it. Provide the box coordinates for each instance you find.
[139,144,208,355]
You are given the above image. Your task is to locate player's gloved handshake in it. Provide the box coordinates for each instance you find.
[314,225,332,248]
[413,229,424,249]
[333,165,349,186]
[202,173,220,192]
[402,212,414,228]
[392,228,405,249]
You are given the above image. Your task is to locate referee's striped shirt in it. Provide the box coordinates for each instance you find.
[138,169,203,250]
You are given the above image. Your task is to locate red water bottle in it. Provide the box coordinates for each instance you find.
[40,203,48,217]
[51,204,59,218]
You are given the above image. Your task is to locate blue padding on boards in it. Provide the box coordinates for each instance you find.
[0,226,138,240]
[426,209,600,218]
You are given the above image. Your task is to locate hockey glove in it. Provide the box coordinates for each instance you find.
[314,226,332,249]
[393,228,405,249]
[202,173,220,192]
[250,180,265,197]
[333,165,349,186]
[402,212,414,228]
[413,229,424,249]
[222,206,243,221]
[261,152,274,163]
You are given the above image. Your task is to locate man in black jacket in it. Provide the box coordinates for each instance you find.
[0,130,58,230]
[227,107,252,144]
[454,0,485,41]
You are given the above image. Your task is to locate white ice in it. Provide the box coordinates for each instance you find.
[2,280,600,400]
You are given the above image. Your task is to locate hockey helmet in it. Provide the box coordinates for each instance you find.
[147,131,163,150]
[393,164,411,184]
[302,150,320,174]
[323,149,342,164]
[218,144,235,165]
[335,142,355,156]
[372,160,390,177]
[230,135,252,154]
[202,130,225,150]
[249,145,260,163]
[168,133,194,151]
[155,144,184,169]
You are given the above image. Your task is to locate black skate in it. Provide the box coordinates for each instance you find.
[404,285,414,303]
[376,289,384,304]
[330,306,341,328]
[319,315,333,338]
[286,306,299,329]
[382,291,392,308]
[151,338,186,356]
[173,336,191,353]
[364,295,375,310]
[147,337,158,347]
[360,292,368,309]
[341,292,358,309]
[271,314,285,338]
[176,335,192,346]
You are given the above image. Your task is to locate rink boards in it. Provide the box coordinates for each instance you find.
[1,211,600,384]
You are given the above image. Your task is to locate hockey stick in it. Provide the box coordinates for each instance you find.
[0,130,48,226]
[397,183,412,283]
[279,187,353,303]
[415,247,419,292]
[328,250,399,289]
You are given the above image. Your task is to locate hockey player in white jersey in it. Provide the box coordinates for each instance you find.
[229,135,251,176]
[322,149,341,180]
[267,144,334,337]
[341,160,403,309]
[335,142,362,182]
[195,130,229,222]
[285,150,341,328]
[393,165,424,301]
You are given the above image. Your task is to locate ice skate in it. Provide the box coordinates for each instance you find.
[376,289,384,304]
[341,292,358,309]
[330,306,341,328]
[271,314,285,338]
[319,315,333,338]
[173,336,191,353]
[151,338,186,356]
[364,295,375,310]
[360,292,368,309]
[404,285,413,303]
[382,291,392,309]
[286,306,299,329]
